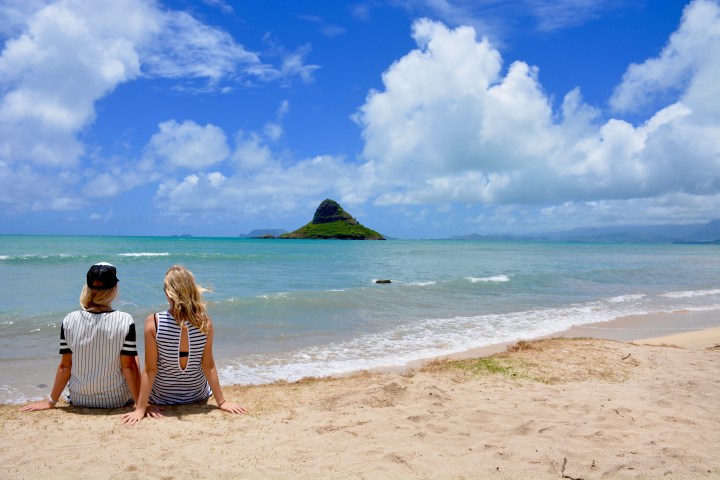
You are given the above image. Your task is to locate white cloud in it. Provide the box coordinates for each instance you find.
[154,154,358,218]
[355,11,720,216]
[231,131,274,171]
[526,0,633,33]
[0,0,319,212]
[391,0,635,43]
[610,0,720,115]
[145,120,230,170]
[0,0,54,38]
[0,0,156,168]
[263,100,290,141]
[202,0,234,15]
[141,10,258,84]
[150,4,720,233]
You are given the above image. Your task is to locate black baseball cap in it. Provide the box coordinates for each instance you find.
[86,262,119,290]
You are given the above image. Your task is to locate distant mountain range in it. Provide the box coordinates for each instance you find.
[238,229,287,238]
[450,219,720,244]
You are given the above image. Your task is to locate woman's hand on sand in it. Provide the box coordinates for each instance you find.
[146,404,164,419]
[20,400,54,412]
[121,408,147,425]
[219,401,247,414]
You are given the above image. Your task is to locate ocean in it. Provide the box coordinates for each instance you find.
[1,235,719,404]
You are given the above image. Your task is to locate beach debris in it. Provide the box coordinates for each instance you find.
[622,353,632,360]
[375,279,391,284]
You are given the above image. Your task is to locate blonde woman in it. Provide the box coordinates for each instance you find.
[21,263,140,411]
[122,265,246,424]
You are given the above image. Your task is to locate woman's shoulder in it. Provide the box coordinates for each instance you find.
[62,310,84,324]
[107,310,134,322]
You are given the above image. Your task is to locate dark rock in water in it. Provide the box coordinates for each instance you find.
[312,199,358,225]
[375,279,392,284]
[280,199,385,240]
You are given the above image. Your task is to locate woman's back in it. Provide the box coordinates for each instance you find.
[149,311,210,405]
[62,311,135,408]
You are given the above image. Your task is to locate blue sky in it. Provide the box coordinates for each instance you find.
[1,0,718,238]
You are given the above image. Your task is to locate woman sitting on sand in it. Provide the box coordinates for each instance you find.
[122,265,246,424]
[21,263,140,411]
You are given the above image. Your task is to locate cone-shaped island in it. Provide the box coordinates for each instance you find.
[280,199,385,240]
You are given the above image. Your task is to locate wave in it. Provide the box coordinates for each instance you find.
[0,251,267,264]
[0,253,91,263]
[217,294,661,386]
[466,275,510,283]
[607,294,646,303]
[660,288,720,299]
[406,281,437,287]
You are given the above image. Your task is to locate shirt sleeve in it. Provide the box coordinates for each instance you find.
[59,323,72,354]
[121,322,137,356]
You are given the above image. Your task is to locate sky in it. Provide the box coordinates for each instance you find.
[0,0,718,238]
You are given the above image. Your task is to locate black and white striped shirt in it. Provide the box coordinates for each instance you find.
[149,310,210,405]
[59,310,136,408]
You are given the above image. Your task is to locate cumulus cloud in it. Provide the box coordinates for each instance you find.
[0,0,319,212]
[610,0,720,115]
[154,153,362,219]
[354,6,720,222]
[0,0,54,38]
[144,120,230,170]
[149,2,720,232]
[0,0,156,167]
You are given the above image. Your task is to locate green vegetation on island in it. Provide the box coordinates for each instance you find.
[280,199,385,240]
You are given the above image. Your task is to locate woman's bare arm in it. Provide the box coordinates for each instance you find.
[122,314,161,424]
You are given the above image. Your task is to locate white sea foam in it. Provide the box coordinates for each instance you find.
[219,295,649,386]
[259,292,289,299]
[660,288,720,298]
[117,252,170,257]
[0,385,43,405]
[407,281,437,287]
[466,275,510,283]
[607,294,646,303]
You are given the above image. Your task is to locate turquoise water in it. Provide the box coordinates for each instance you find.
[1,235,719,403]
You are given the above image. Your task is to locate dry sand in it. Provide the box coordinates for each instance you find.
[2,315,719,479]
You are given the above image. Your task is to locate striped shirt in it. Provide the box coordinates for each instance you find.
[149,310,210,405]
[59,310,136,408]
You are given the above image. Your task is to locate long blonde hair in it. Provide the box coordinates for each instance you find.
[164,265,211,335]
[80,285,118,311]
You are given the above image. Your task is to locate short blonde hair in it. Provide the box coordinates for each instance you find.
[80,285,118,311]
[164,265,211,335]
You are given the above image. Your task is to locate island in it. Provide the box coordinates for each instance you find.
[280,199,385,240]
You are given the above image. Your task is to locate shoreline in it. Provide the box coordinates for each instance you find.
[3,308,718,405]
[2,312,720,478]
[380,307,720,374]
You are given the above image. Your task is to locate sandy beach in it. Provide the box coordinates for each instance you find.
[2,311,719,479]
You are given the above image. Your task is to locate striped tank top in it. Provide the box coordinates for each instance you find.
[61,310,136,408]
[149,311,211,405]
